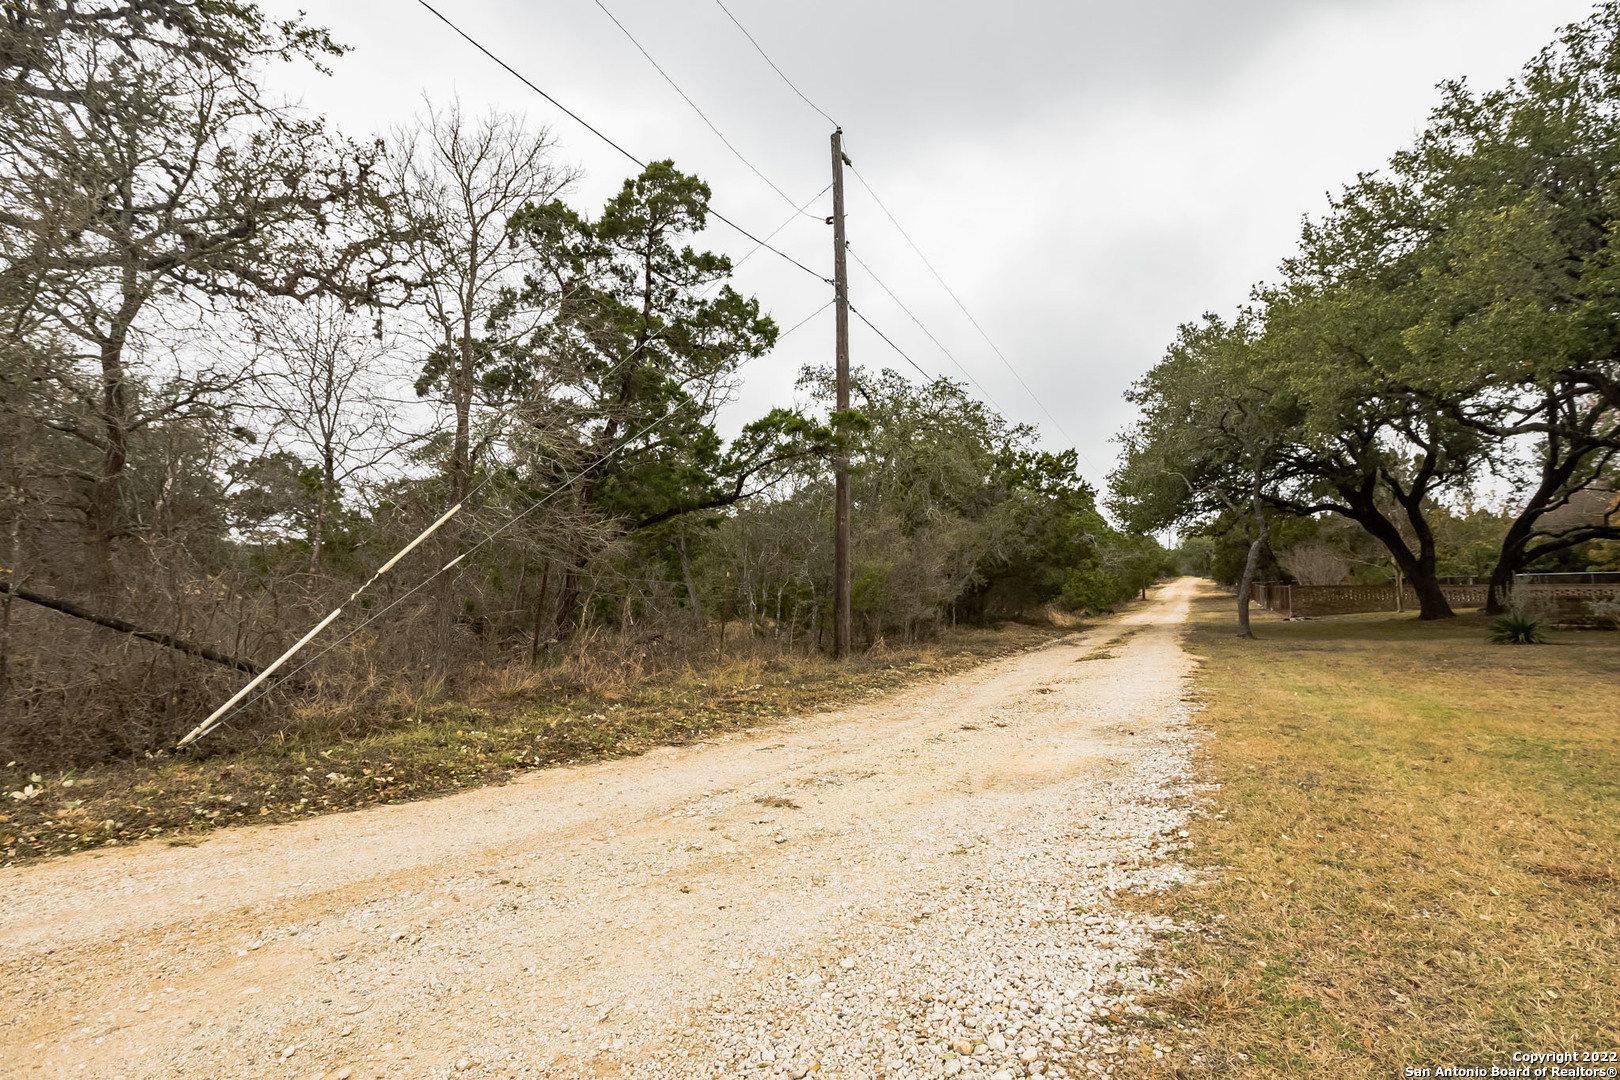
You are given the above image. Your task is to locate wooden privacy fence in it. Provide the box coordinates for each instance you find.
[1248,582,1618,624]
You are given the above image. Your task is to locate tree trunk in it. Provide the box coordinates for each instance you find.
[0,484,18,701]
[529,562,552,663]
[1391,485,1453,621]
[1405,568,1450,619]
[0,581,10,702]
[1357,510,1452,619]
[431,314,476,653]
[809,585,820,656]
[1485,517,1536,615]
[0,580,269,675]
[677,521,704,626]
[1335,480,1455,621]
[450,327,473,506]
[86,320,135,599]
[1482,402,1605,613]
[551,559,586,643]
[310,449,334,573]
[1234,484,1269,639]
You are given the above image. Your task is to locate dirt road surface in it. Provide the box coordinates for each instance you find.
[0,578,1210,1080]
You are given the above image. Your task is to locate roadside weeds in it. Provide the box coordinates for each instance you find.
[0,624,1065,865]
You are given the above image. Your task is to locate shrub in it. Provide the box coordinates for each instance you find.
[1490,614,1549,645]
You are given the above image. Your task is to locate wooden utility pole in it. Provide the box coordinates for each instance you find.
[831,129,852,659]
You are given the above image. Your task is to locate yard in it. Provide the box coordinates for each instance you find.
[1127,593,1620,1077]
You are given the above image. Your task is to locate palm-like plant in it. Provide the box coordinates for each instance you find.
[1490,614,1548,645]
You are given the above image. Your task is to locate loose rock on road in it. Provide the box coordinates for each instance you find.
[0,578,1213,1079]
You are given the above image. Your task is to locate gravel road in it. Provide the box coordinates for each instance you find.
[0,577,1211,1080]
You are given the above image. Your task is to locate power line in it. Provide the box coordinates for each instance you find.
[566,0,888,417]
[848,304,930,382]
[699,4,1068,432]
[412,0,828,286]
[845,244,1011,419]
[488,0,1027,444]
[413,4,1033,525]
[711,0,839,129]
[779,298,834,340]
[589,0,821,221]
[845,160,1092,464]
[735,183,830,271]
[442,0,940,403]
[580,0,979,423]
[602,0,1089,473]
[415,1,641,171]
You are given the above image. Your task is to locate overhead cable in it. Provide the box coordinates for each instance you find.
[845,245,1011,419]
[711,0,840,129]
[589,0,822,220]
[413,0,828,284]
[848,304,931,382]
[844,160,1088,453]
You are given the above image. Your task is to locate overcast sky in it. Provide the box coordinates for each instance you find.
[259,0,1596,489]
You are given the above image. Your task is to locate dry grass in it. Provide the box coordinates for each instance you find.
[0,622,1062,864]
[1117,593,1620,1077]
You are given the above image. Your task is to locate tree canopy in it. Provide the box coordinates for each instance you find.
[1114,3,1620,629]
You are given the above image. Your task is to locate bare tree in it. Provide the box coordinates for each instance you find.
[247,297,403,571]
[388,103,576,638]
[1278,541,1350,586]
[0,1,341,108]
[0,8,386,597]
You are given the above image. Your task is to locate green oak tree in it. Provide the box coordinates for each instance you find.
[502,161,824,638]
[1113,313,1299,636]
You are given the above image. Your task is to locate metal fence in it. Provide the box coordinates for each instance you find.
[1514,571,1620,586]
[1248,581,1619,623]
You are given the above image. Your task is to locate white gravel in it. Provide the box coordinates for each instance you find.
[0,579,1212,1079]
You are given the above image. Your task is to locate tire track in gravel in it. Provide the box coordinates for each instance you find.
[0,578,1212,1080]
